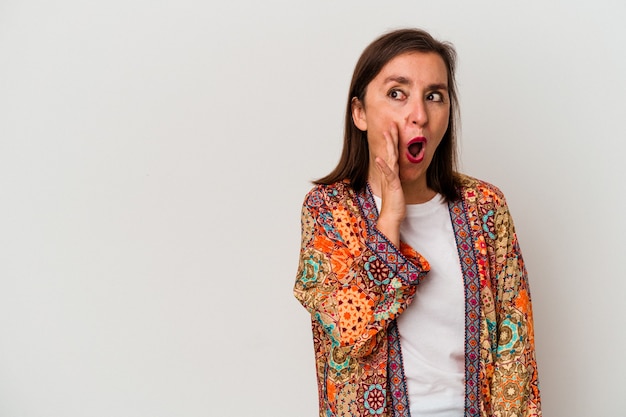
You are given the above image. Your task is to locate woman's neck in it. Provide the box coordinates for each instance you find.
[402,181,437,204]
[367,174,436,204]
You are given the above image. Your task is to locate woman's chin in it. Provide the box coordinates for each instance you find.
[399,167,428,186]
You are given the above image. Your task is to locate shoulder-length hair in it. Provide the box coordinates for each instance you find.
[315,28,460,201]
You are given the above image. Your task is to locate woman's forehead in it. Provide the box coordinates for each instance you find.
[375,52,448,85]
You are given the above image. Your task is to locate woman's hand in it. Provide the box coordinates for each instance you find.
[374,124,405,247]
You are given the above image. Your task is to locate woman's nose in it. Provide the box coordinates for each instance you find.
[407,99,428,126]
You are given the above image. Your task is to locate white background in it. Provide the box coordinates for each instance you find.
[1,1,625,416]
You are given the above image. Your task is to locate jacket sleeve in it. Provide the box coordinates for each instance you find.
[489,197,541,416]
[294,186,430,359]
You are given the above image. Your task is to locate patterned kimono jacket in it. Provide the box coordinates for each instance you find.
[294,175,541,417]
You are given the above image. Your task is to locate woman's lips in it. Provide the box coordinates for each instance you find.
[406,137,427,163]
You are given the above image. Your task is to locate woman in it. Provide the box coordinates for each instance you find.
[294,28,541,417]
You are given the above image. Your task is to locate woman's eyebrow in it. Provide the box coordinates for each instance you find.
[384,76,411,85]
[427,83,449,91]
[383,77,449,91]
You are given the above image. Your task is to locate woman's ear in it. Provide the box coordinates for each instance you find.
[351,97,367,132]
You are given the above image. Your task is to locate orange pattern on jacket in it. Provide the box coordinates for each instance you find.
[294,176,541,417]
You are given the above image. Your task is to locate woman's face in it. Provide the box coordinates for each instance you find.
[352,51,450,191]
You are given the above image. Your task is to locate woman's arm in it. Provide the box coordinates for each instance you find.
[490,199,542,416]
[294,185,429,359]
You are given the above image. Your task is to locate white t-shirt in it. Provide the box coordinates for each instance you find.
[374,194,465,416]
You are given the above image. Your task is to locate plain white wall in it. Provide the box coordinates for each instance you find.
[1,1,625,416]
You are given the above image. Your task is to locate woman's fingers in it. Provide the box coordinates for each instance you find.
[375,125,405,244]
[375,156,394,180]
[374,157,405,245]
[382,127,399,174]
[375,157,399,190]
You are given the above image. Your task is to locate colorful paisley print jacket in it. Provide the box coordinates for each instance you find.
[294,175,541,417]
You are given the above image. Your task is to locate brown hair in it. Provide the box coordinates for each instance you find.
[315,28,460,201]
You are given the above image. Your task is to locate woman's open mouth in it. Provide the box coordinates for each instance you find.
[406,137,427,163]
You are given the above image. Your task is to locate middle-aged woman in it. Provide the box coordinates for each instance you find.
[294,29,541,417]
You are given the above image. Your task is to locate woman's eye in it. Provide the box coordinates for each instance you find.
[388,89,406,100]
[427,92,444,102]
